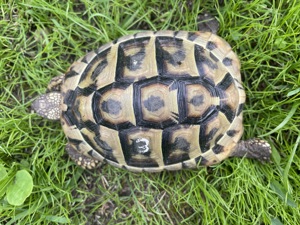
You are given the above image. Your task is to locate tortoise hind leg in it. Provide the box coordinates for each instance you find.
[230,139,272,163]
[66,143,99,169]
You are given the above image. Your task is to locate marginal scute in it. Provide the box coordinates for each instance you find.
[222,57,232,66]
[191,31,213,47]
[227,129,238,137]
[56,30,245,172]
[209,52,219,62]
[223,51,241,81]
[206,41,217,50]
[228,115,244,143]
[182,159,197,168]
[81,51,98,64]
[212,144,224,154]
[208,33,231,57]
[195,155,209,165]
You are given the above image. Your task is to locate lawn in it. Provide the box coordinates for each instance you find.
[0,0,299,224]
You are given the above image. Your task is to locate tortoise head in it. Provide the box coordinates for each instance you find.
[31,92,62,120]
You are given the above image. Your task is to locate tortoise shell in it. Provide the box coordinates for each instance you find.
[58,30,245,172]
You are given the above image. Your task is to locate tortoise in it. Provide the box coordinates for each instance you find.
[32,17,271,172]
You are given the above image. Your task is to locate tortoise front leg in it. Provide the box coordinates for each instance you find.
[66,143,99,169]
[47,74,65,92]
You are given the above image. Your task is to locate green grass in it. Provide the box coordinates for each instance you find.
[1,0,299,224]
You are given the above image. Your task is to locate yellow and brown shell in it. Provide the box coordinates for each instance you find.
[60,30,245,172]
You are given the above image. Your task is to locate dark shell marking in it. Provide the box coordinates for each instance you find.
[60,31,244,172]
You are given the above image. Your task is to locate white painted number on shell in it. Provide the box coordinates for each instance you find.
[136,138,150,154]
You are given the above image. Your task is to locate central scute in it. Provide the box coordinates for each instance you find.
[92,76,219,130]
